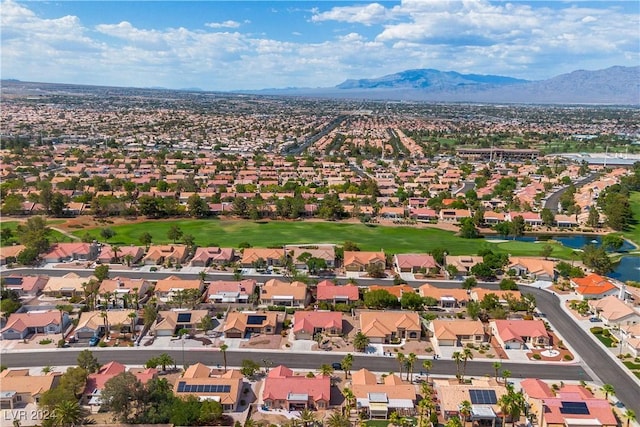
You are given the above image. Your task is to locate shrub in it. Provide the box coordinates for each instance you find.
[98,341,107,347]
[532,353,542,360]
[563,354,573,361]
[150,267,158,272]
[39,339,52,345]
[425,347,433,353]
[602,329,611,337]
[590,327,603,334]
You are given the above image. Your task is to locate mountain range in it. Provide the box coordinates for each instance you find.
[242,66,640,105]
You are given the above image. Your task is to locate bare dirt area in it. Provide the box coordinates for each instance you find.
[239,334,286,350]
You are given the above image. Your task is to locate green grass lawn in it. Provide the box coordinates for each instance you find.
[592,332,615,347]
[69,218,576,258]
[623,191,640,249]
[0,220,75,244]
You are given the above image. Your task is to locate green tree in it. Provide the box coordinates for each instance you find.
[461,277,477,290]
[76,350,100,373]
[51,400,87,427]
[16,216,51,253]
[541,208,555,227]
[240,359,261,379]
[365,262,386,278]
[139,231,153,248]
[364,289,399,309]
[624,409,636,427]
[586,208,600,228]
[101,372,143,423]
[198,315,214,333]
[100,227,116,242]
[94,264,110,282]
[540,244,554,259]
[509,215,525,239]
[167,225,183,243]
[459,218,479,239]
[220,343,229,372]
[156,353,175,371]
[581,244,613,274]
[319,364,334,377]
[325,412,350,427]
[187,194,209,218]
[601,383,615,399]
[353,332,370,352]
[341,353,353,379]
[452,351,463,381]
[493,362,502,381]
[459,400,472,427]
[401,291,424,311]
[602,234,624,251]
[198,399,223,425]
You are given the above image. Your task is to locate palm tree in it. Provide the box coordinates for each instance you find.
[396,352,406,380]
[624,409,636,427]
[341,353,353,379]
[461,347,473,382]
[601,383,615,400]
[501,369,511,387]
[493,361,502,381]
[342,387,355,414]
[389,411,403,427]
[298,408,316,427]
[508,391,526,427]
[112,245,120,263]
[452,351,463,382]
[406,352,417,383]
[55,304,67,341]
[353,332,370,352]
[128,311,137,338]
[418,398,434,427]
[52,400,87,427]
[319,364,334,378]
[220,343,229,372]
[156,353,174,371]
[124,253,134,267]
[459,400,472,427]
[99,310,109,339]
[445,416,463,427]
[422,359,433,384]
[498,393,512,427]
[325,411,350,427]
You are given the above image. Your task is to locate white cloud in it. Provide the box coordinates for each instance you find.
[205,20,242,29]
[0,0,637,90]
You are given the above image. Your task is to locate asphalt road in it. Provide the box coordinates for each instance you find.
[525,287,640,414]
[544,173,600,213]
[0,348,589,382]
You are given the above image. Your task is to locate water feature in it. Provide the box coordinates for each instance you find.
[485,234,636,252]
[609,256,640,283]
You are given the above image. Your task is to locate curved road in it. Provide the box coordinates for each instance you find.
[544,173,600,213]
[525,287,640,414]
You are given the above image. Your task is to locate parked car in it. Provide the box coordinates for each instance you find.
[589,317,602,323]
[89,336,101,346]
[331,362,342,370]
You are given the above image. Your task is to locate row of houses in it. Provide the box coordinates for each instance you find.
[0,365,619,427]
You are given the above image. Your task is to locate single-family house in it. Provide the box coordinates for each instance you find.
[508,257,555,281]
[434,378,505,424]
[445,255,483,276]
[1,275,48,296]
[262,365,330,411]
[430,320,486,347]
[174,363,244,412]
[150,310,210,337]
[259,279,308,307]
[588,295,640,328]
[190,247,235,267]
[97,245,145,265]
[343,251,386,272]
[1,310,69,340]
[440,209,472,223]
[74,310,137,340]
[419,283,469,308]
[42,242,99,263]
[471,289,522,306]
[292,311,343,340]
[285,244,336,270]
[142,245,188,266]
[42,272,95,298]
[240,248,285,268]
[351,368,417,419]
[490,319,550,349]
[207,280,256,303]
[83,361,156,409]
[571,274,619,300]
[0,244,26,265]
[393,254,438,274]
[410,208,438,222]
[223,311,278,338]
[367,285,416,301]
[620,323,640,357]
[359,311,421,344]
[315,280,359,305]
[98,277,151,308]
[521,380,617,427]
[0,369,61,410]
[154,275,204,303]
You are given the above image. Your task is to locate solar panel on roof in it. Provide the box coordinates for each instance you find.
[177,313,192,323]
[469,389,497,405]
[560,402,589,415]
[177,381,186,392]
[197,384,205,393]
[246,315,266,325]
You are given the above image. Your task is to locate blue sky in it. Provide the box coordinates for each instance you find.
[1,0,638,91]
